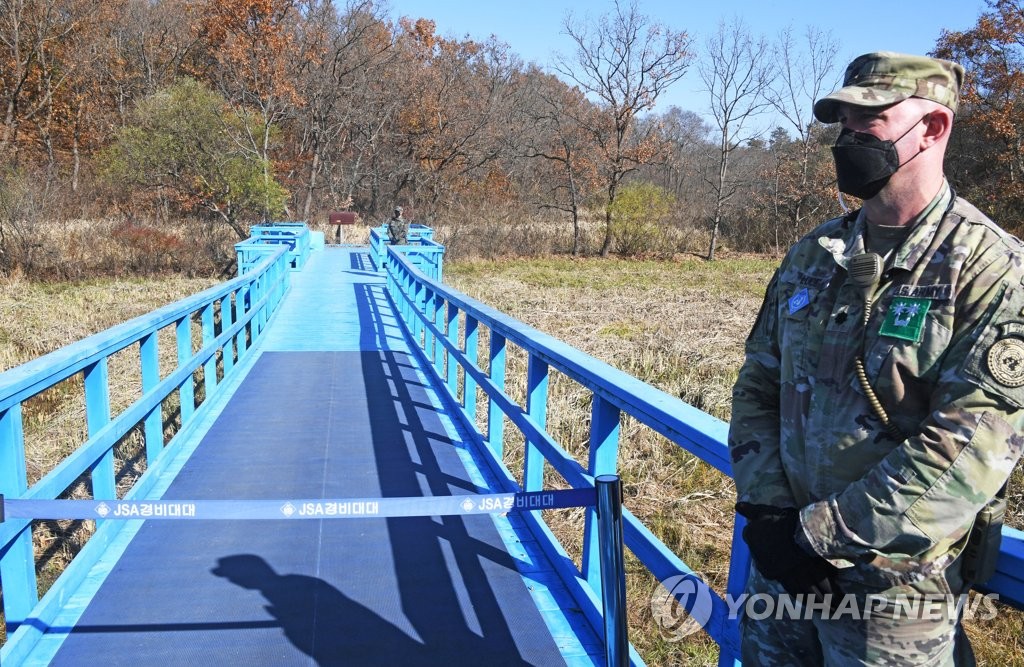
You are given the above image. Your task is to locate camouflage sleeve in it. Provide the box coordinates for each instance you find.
[728,271,800,508]
[799,256,1024,563]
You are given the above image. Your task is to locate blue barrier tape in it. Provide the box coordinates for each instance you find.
[0,489,595,521]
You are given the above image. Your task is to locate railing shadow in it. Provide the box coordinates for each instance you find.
[348,251,375,273]
[347,282,555,664]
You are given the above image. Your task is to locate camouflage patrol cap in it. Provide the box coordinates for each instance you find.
[814,52,965,123]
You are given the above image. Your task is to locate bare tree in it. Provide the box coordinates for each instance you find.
[699,17,773,260]
[518,70,599,255]
[388,25,523,216]
[101,0,198,127]
[292,0,394,220]
[764,25,840,247]
[644,106,713,207]
[194,0,306,220]
[555,0,692,256]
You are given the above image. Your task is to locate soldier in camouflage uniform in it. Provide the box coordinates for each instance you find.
[387,206,408,245]
[728,52,1024,665]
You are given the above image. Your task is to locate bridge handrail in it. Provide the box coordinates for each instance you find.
[383,244,730,472]
[383,247,740,664]
[0,244,290,649]
[239,222,311,271]
[383,245,1024,665]
[0,249,287,412]
[369,225,444,279]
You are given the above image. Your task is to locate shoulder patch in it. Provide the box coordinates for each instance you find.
[961,282,1024,409]
[988,338,1024,388]
[788,288,810,315]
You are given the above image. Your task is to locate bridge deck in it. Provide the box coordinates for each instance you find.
[24,248,600,666]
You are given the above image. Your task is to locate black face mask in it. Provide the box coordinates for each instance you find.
[831,117,926,200]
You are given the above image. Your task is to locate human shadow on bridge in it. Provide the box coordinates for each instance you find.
[212,554,425,665]
[348,283,564,666]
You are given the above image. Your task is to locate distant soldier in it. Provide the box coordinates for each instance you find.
[387,206,408,245]
[729,52,1024,665]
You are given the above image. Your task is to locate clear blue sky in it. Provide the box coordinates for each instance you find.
[385,0,988,128]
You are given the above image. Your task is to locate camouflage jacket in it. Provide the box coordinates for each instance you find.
[729,182,1024,583]
[388,217,408,245]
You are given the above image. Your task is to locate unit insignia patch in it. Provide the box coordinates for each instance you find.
[988,337,1024,388]
[879,297,931,342]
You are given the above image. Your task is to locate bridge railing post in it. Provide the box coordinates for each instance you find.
[596,475,629,667]
[583,395,621,598]
[201,303,216,399]
[463,315,479,427]
[487,332,507,459]
[423,286,435,360]
[399,264,410,326]
[176,315,195,424]
[140,331,162,464]
[414,281,426,347]
[445,304,460,398]
[235,285,249,357]
[524,355,549,494]
[84,358,115,509]
[254,273,265,336]
[720,516,751,665]
[432,292,445,376]
[0,404,37,629]
[221,293,235,377]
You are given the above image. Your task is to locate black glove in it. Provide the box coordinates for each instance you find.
[736,503,840,599]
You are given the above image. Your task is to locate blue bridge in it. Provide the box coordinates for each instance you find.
[1,223,1022,666]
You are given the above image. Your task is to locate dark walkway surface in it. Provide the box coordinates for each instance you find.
[30,249,597,666]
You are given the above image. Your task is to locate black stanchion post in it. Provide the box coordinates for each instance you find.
[596,474,628,666]
[0,493,5,523]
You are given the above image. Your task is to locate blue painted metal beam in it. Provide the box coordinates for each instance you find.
[524,355,549,494]
[0,248,288,413]
[383,255,731,476]
[140,332,162,464]
[0,404,36,627]
[487,332,507,460]
[584,396,621,598]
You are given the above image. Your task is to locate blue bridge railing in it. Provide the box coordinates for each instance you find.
[369,223,444,280]
[0,244,290,663]
[384,243,744,664]
[235,222,313,274]
[382,237,1024,665]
